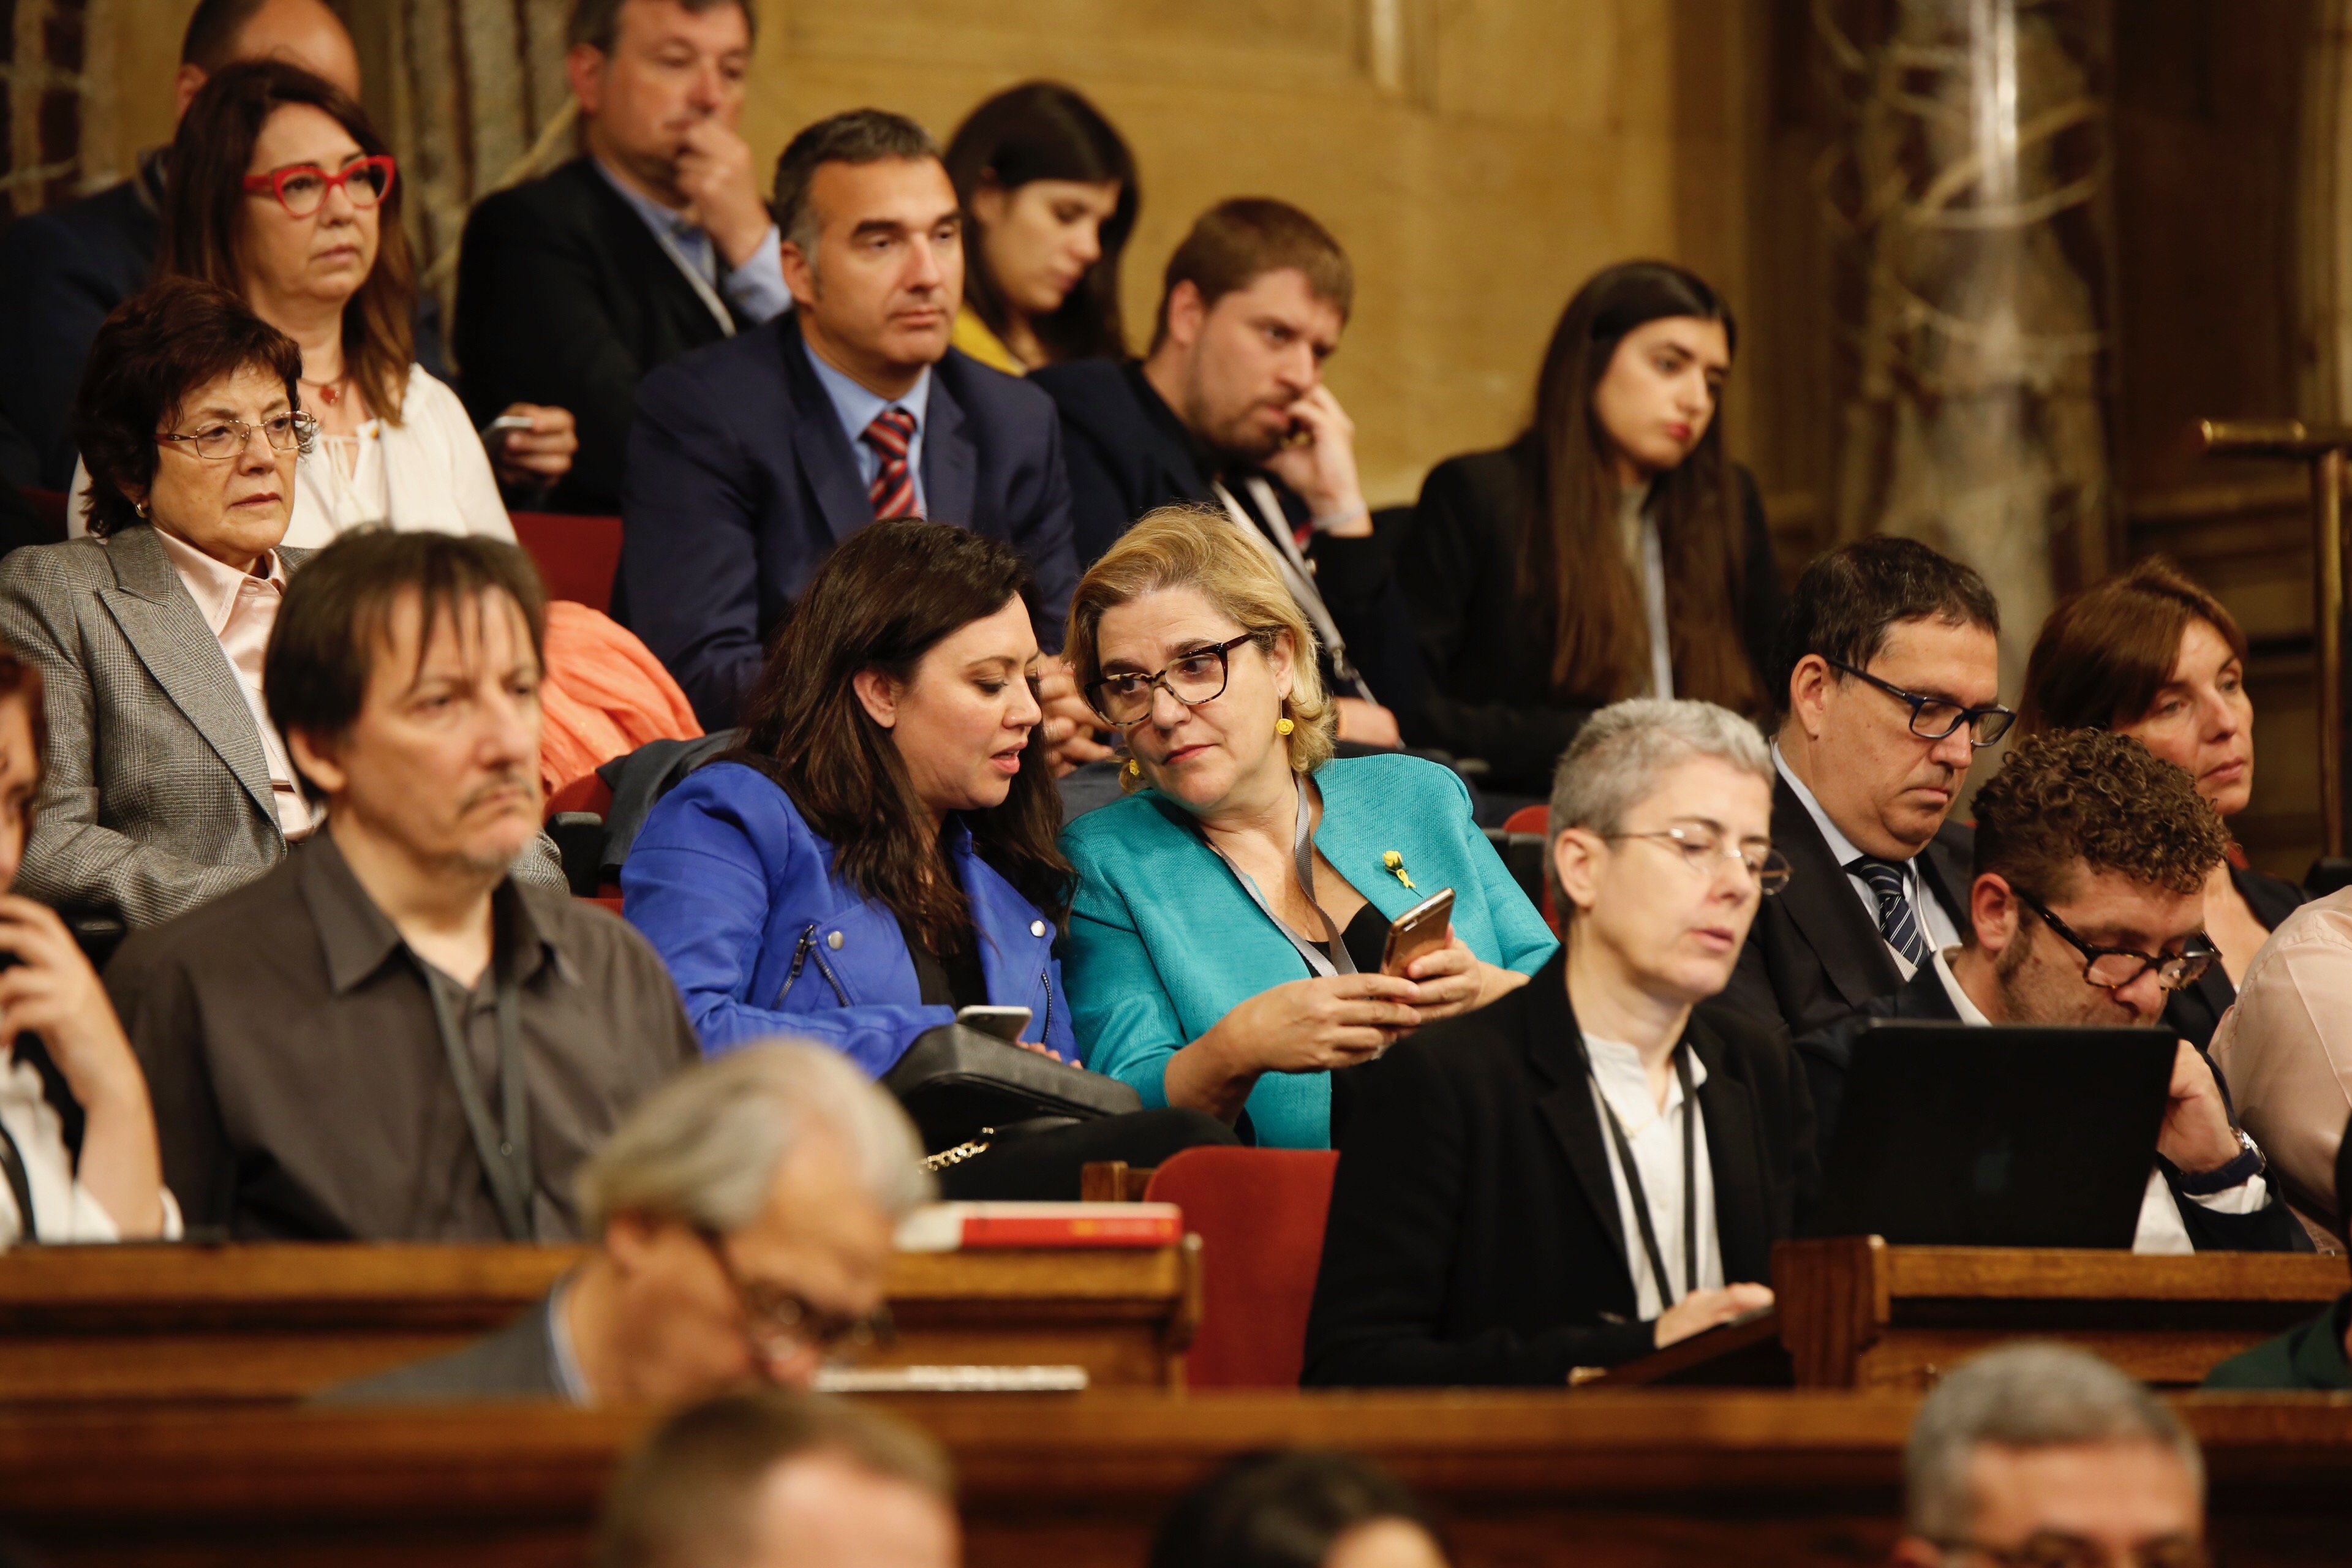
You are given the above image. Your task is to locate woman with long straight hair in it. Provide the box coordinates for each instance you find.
[1398,260,1782,798]
[623,519,1230,1197]
[943,81,1137,374]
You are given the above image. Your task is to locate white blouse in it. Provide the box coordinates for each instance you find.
[71,364,516,548]
[0,1050,180,1248]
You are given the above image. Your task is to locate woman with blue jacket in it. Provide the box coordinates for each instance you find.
[1061,508,1558,1149]
[624,519,1231,1196]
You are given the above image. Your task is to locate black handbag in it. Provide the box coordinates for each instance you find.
[882,1023,1142,1154]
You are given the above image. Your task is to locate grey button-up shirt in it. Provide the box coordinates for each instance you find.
[109,829,700,1240]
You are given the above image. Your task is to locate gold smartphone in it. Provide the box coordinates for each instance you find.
[1381,888,1457,976]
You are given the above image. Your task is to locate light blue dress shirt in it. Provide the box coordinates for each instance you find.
[1772,741,1961,969]
[593,159,791,327]
[801,339,933,515]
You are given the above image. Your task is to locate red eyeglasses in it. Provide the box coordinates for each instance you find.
[241,155,397,218]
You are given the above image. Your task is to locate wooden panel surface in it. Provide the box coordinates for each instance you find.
[2,1393,2350,1568]
[0,1241,1197,1404]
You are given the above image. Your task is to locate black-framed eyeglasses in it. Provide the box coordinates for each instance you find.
[1926,1529,2208,1568]
[1085,631,1265,728]
[155,412,318,462]
[695,1229,894,1366]
[2017,891,2217,993]
[1604,824,1792,895]
[1827,657,2015,747]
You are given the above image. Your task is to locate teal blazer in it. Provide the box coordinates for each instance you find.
[1060,753,1558,1148]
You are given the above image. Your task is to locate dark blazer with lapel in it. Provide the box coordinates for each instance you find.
[454,157,752,514]
[319,1294,565,1403]
[1719,772,1973,1043]
[1301,950,1818,1387]
[615,311,1079,731]
[1395,440,1785,796]
[2164,865,2308,1052]
[1794,963,2310,1254]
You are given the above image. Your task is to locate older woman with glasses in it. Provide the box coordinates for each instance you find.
[1060,507,1556,1151]
[1304,698,1814,1385]
[66,61,574,546]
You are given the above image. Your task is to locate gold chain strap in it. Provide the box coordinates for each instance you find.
[921,1131,997,1172]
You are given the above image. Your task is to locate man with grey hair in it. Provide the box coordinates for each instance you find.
[456,0,780,514]
[1306,699,1817,1385]
[1896,1343,2205,1568]
[595,1389,958,1568]
[615,107,1082,734]
[330,1041,930,1405]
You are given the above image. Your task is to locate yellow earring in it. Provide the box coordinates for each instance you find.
[1125,757,1142,777]
[1275,717,1296,737]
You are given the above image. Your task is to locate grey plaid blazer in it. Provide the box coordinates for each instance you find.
[0,525,560,930]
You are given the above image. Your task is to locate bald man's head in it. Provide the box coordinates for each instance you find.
[175,0,360,119]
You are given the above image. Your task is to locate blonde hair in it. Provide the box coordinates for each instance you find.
[1066,505,1335,789]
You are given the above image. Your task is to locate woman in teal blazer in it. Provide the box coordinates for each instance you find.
[1059,508,1557,1150]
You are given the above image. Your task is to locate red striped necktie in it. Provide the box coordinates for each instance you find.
[862,407,921,519]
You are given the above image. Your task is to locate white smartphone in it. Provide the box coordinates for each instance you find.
[956,1005,1033,1042]
[483,413,535,435]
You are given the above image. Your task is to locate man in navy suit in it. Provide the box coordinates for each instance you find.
[616,109,1083,736]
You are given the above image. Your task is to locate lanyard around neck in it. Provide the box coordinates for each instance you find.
[1210,478,1374,703]
[1196,779,1357,979]
[1592,1046,1698,1309]
[423,953,535,1242]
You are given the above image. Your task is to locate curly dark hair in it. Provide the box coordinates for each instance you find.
[72,276,306,538]
[1971,728,2227,899]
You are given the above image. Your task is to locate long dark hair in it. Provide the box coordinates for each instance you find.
[726,522,1071,956]
[1519,260,1758,713]
[1148,1451,1442,1568]
[944,81,1137,364]
[159,59,417,426]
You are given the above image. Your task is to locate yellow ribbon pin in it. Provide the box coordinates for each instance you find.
[1382,851,1415,891]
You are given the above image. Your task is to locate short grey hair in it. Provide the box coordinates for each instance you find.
[1905,1343,2204,1541]
[771,108,942,257]
[1546,699,1772,906]
[577,1041,932,1236]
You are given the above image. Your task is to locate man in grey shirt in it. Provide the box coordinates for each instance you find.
[107,530,698,1240]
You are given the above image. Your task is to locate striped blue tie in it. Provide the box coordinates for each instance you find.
[1848,854,1929,967]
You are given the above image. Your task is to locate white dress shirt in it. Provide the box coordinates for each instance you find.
[152,530,315,840]
[1927,946,2264,1253]
[1774,743,1961,974]
[0,1050,180,1248]
[1584,1033,1723,1318]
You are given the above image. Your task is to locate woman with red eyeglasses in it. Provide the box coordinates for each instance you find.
[80,60,578,547]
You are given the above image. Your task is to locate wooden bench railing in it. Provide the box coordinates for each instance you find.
[3,1392,2350,1568]
[0,1238,1202,1404]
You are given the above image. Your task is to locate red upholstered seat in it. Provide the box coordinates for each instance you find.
[545,771,614,821]
[1501,803,1558,930]
[1142,1147,1339,1389]
[511,511,622,613]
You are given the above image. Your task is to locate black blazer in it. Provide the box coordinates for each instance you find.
[1029,357,1423,711]
[1718,772,1973,1043]
[2163,865,2308,1052]
[1301,951,1818,1387]
[1793,963,2310,1254]
[613,311,1079,731]
[1395,440,1784,796]
[454,157,753,514]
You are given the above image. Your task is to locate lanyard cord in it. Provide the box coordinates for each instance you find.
[1194,780,1358,978]
[424,956,535,1242]
[1592,1047,1698,1309]
[1210,478,1376,702]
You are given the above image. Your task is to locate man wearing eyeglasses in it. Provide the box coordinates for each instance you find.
[1722,536,2008,1044]
[1895,1343,2209,1568]
[330,1042,929,1405]
[1795,728,2302,1254]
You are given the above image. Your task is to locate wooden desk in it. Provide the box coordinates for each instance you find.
[0,1239,1200,1404]
[3,1392,2350,1568]
[1774,1237,2351,1390]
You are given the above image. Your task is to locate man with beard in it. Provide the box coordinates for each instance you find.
[107,532,698,1241]
[1794,726,2304,1253]
[1030,198,1412,748]
[1719,537,2003,1041]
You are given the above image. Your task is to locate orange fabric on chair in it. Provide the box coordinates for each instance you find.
[537,600,702,800]
[1142,1147,1340,1389]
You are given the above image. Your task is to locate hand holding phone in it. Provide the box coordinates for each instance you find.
[956,1005,1032,1042]
[1381,888,1457,978]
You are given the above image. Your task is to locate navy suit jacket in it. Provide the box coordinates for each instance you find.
[615,312,1078,730]
[0,172,157,491]
[1795,963,2310,1253]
